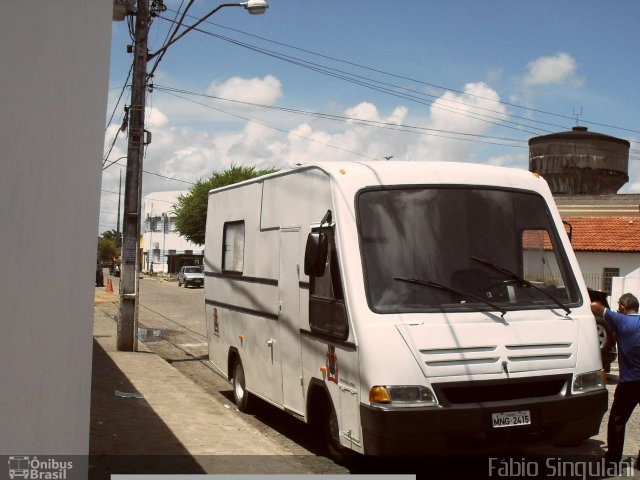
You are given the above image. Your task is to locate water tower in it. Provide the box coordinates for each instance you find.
[529,126,630,194]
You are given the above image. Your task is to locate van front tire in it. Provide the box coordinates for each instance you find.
[232,360,252,413]
[323,400,354,465]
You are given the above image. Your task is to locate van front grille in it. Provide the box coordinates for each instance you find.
[434,375,569,405]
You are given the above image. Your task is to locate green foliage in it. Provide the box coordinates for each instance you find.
[101,229,122,243]
[98,237,118,262]
[97,230,121,262]
[173,164,278,245]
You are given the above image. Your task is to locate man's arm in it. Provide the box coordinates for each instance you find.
[591,301,606,317]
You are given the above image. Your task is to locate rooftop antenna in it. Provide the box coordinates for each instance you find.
[572,107,583,126]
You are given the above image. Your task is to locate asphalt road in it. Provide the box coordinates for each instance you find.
[96,271,640,477]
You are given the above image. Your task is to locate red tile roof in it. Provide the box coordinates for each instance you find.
[562,217,640,252]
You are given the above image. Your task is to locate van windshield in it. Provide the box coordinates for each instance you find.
[356,187,581,314]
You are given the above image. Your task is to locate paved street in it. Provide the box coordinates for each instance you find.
[95,270,640,477]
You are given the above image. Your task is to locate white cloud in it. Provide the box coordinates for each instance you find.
[413,82,508,162]
[487,152,529,169]
[99,76,519,232]
[522,53,583,87]
[206,74,282,105]
[147,107,168,127]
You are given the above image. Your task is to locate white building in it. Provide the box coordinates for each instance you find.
[142,191,204,274]
[556,195,640,295]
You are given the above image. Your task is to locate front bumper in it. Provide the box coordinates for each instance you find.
[360,389,607,455]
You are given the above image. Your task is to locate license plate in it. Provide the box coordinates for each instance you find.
[492,410,531,428]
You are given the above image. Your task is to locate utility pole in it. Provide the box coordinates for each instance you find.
[116,169,122,247]
[116,0,266,351]
[118,0,150,351]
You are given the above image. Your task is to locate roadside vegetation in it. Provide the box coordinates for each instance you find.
[173,164,278,245]
[97,229,122,263]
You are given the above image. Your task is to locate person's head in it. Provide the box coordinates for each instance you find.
[617,293,639,314]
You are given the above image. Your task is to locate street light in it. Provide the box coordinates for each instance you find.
[243,0,268,14]
[118,0,268,352]
[148,0,268,61]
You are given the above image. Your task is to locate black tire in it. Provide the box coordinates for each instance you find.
[178,279,181,287]
[232,360,252,412]
[322,399,354,465]
[596,318,614,352]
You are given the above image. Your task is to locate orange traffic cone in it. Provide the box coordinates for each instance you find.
[105,278,114,294]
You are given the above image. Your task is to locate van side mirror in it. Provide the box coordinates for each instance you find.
[304,232,328,276]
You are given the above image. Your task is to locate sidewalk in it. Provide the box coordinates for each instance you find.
[89,290,319,478]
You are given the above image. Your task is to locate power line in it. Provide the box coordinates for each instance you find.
[105,65,133,130]
[154,85,529,150]
[153,89,393,161]
[148,0,194,80]
[105,156,196,184]
[159,10,640,137]
[157,17,550,136]
[103,67,133,165]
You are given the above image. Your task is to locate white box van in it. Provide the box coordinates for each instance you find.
[204,161,607,457]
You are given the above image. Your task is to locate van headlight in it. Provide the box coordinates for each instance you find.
[369,385,438,408]
[573,370,607,393]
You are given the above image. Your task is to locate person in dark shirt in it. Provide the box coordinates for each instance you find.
[591,293,640,465]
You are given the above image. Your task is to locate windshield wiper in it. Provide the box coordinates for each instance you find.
[394,276,507,317]
[470,256,571,315]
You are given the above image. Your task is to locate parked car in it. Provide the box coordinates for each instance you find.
[588,288,617,373]
[178,265,204,288]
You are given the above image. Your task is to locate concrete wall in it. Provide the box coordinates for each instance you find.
[0,1,112,454]
[612,269,640,303]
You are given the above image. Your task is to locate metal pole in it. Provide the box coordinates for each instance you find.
[118,0,149,352]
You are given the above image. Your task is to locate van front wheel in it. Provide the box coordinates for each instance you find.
[323,402,353,464]
[232,360,251,413]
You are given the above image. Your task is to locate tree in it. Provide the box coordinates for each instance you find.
[173,164,278,245]
[101,229,122,246]
[98,230,120,262]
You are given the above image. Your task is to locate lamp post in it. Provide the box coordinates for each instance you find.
[117,0,268,352]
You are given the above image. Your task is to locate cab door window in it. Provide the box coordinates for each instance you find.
[309,227,348,340]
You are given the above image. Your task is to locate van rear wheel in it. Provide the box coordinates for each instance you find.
[232,360,252,412]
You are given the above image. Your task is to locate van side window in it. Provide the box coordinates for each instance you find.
[222,221,245,273]
[309,227,348,340]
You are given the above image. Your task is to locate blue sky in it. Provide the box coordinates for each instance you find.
[100,0,639,232]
